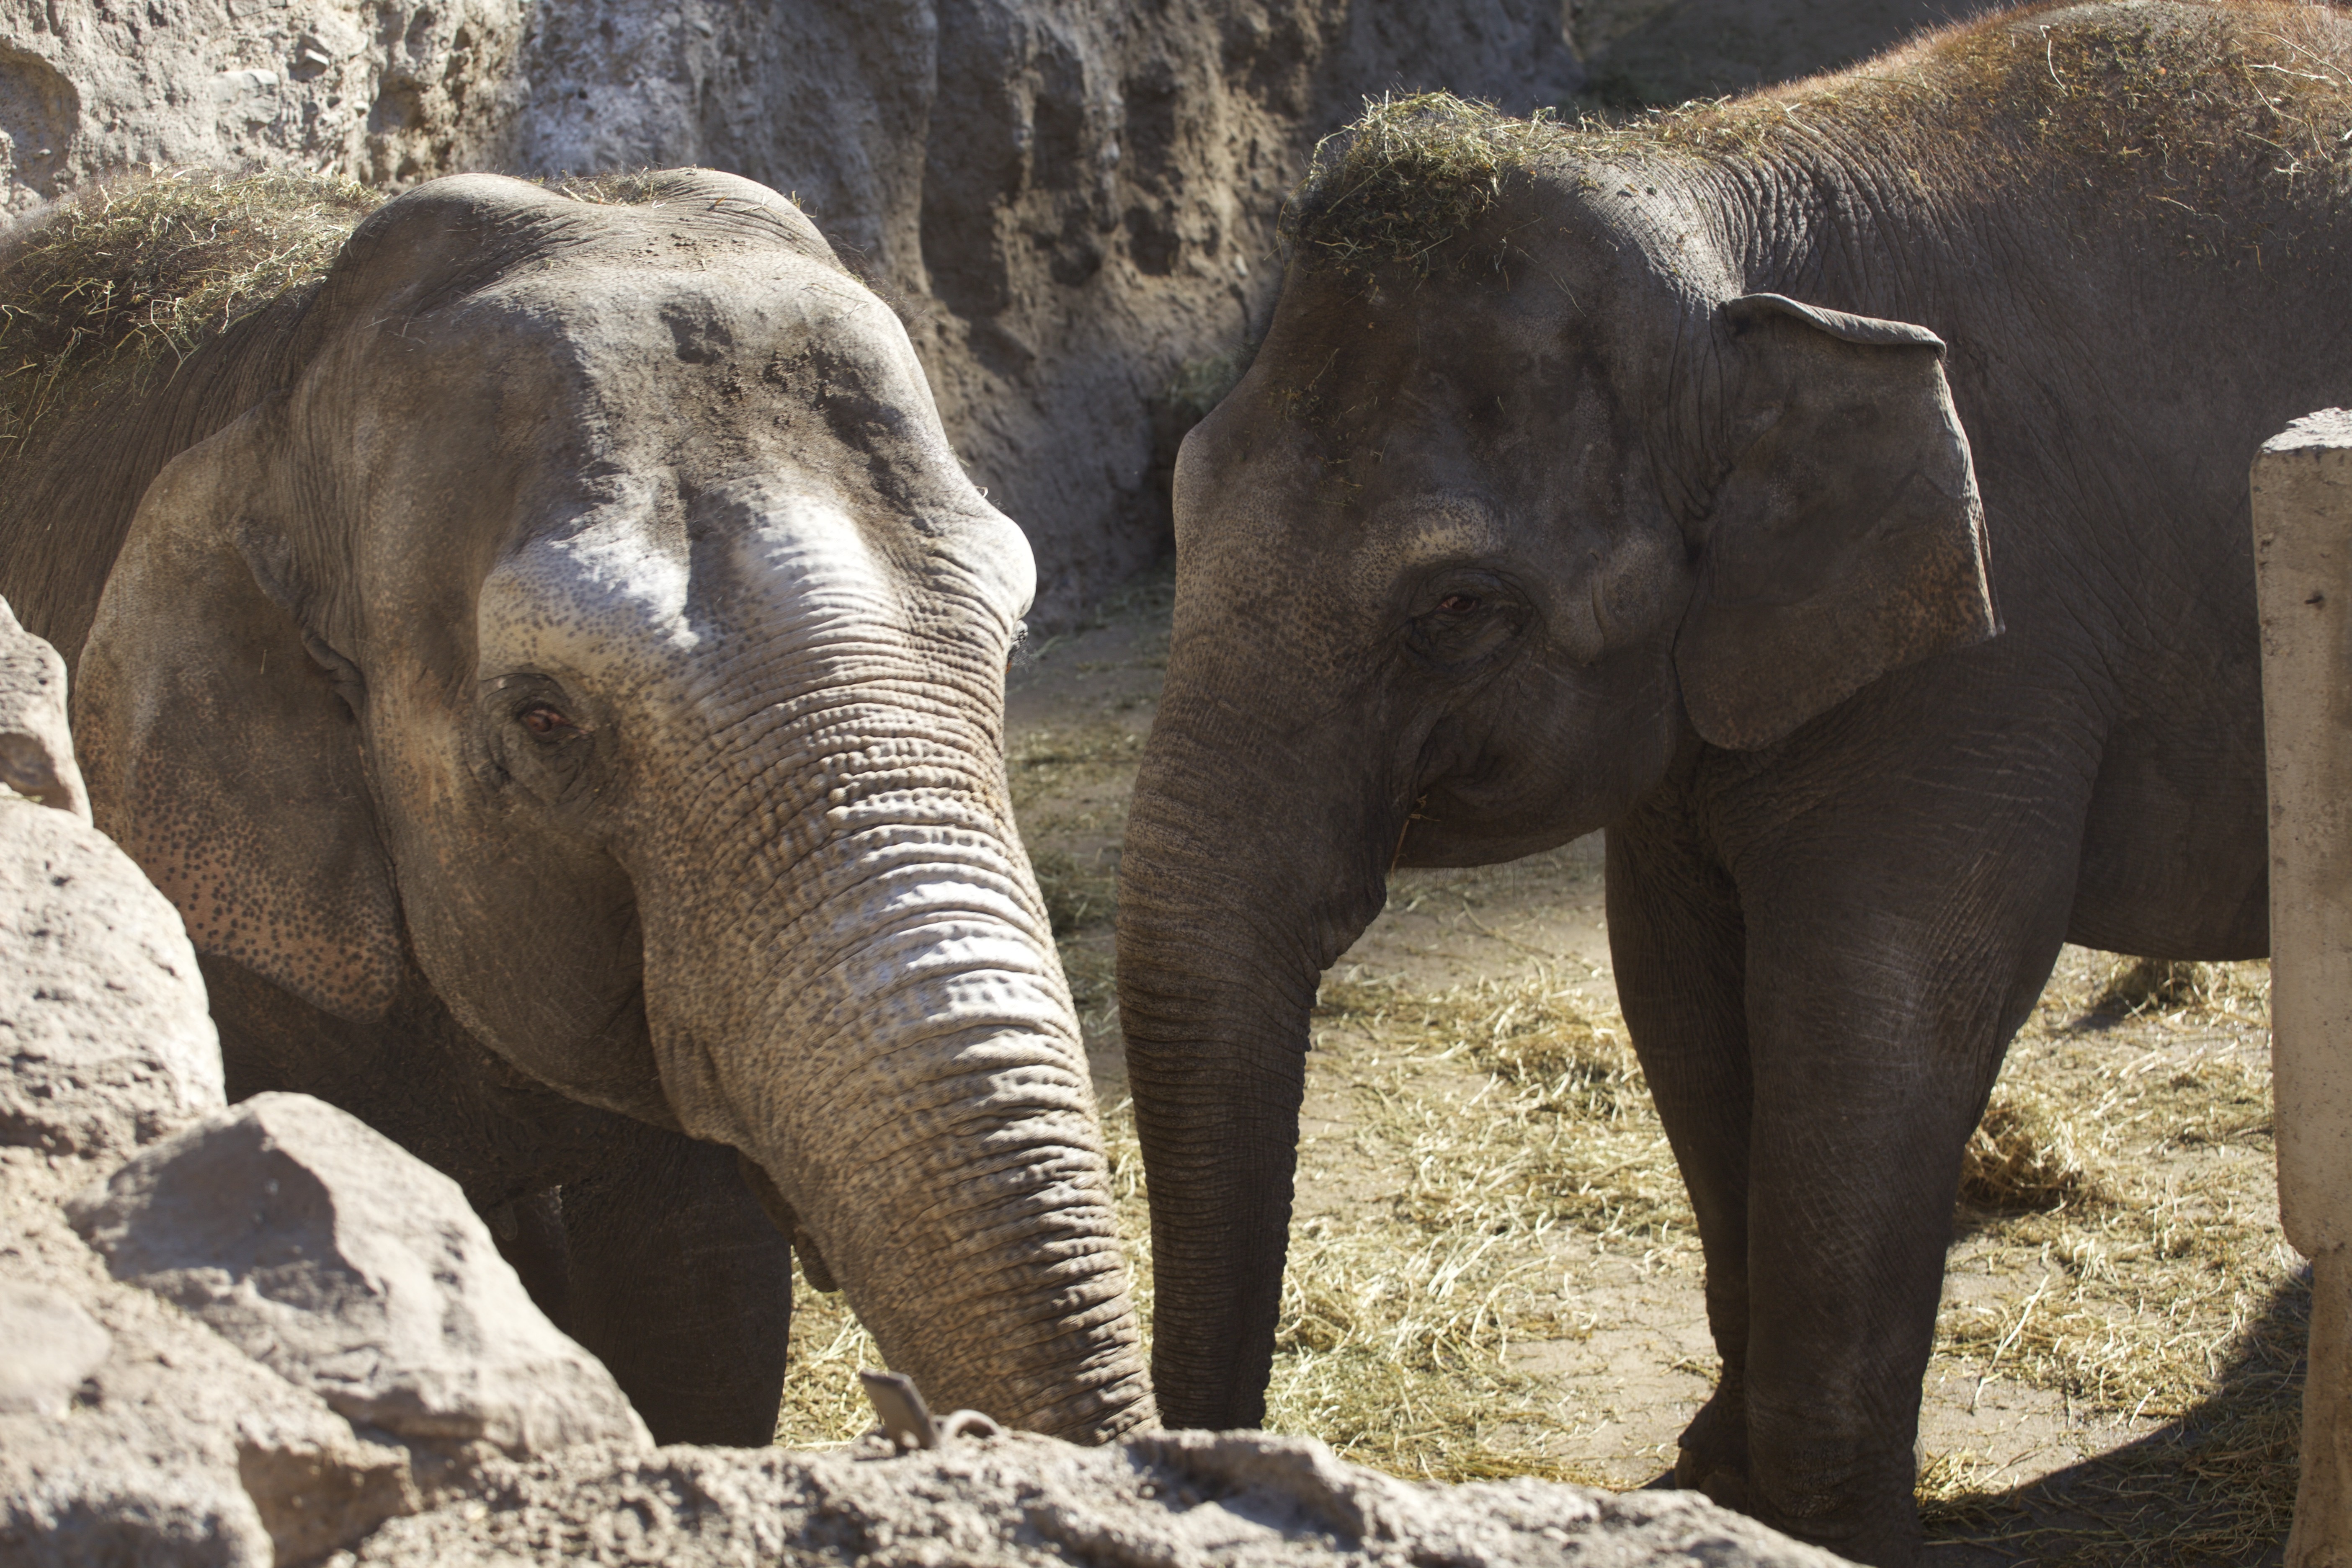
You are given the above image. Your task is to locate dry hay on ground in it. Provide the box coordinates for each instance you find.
[774,942,2298,1565]
[1924,954,2294,1566]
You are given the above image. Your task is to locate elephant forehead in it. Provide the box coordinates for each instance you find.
[483,255,914,386]
[478,480,893,669]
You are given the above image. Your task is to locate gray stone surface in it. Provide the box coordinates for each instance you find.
[67,1091,652,1457]
[349,1428,1856,1567]
[0,792,222,1158]
[1,1149,418,1567]
[0,594,87,820]
[0,1280,108,1416]
[0,0,526,219]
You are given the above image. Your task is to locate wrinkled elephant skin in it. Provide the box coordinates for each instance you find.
[1117,6,2352,1561]
[8,171,1151,1447]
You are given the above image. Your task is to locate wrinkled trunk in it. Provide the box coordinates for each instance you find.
[633,679,1153,1441]
[1115,692,1393,1429]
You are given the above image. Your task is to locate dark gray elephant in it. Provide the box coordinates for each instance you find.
[1116,5,2348,1560]
[2,169,1152,1446]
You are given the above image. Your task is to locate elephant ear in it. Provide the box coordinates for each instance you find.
[1673,292,1999,751]
[74,401,407,1020]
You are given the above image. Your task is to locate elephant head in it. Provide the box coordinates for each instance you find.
[73,170,1152,1440]
[1118,144,1996,1426]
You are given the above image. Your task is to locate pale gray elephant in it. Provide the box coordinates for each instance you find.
[0,169,1151,1445]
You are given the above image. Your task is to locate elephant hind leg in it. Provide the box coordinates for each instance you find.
[560,1120,793,1446]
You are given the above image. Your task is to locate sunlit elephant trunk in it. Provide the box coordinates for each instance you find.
[626,593,1154,1442]
[1116,668,1393,1430]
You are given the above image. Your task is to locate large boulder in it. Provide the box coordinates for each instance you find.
[0,594,220,1159]
[66,1091,652,1459]
[1,1149,419,1568]
[349,1427,1857,1567]
[0,594,86,820]
[0,799,222,1156]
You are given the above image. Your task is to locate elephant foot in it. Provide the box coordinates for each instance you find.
[1673,1380,1751,1510]
[1674,1379,1925,1565]
[1757,1501,1923,1568]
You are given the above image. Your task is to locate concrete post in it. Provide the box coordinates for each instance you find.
[2254,407,2352,1568]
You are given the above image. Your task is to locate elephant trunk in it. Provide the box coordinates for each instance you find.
[1115,696,1389,1429]
[635,698,1153,1442]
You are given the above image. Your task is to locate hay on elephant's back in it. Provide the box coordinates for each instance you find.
[0,170,383,470]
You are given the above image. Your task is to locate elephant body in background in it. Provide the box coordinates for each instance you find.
[1,170,1152,1445]
[1117,5,2351,1561]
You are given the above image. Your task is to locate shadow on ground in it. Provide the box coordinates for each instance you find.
[1924,1271,2304,1567]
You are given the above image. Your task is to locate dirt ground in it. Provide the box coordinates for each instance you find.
[776,569,2300,1568]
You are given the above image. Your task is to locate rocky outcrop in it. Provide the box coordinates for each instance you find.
[68,1091,651,1459]
[0,596,219,1158]
[351,1427,1857,1568]
[2,1154,421,1566]
[4,1066,646,1568]
[0,0,524,218]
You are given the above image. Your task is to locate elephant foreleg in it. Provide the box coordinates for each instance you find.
[559,1119,793,1446]
[1723,714,2091,1565]
[1607,797,1755,1506]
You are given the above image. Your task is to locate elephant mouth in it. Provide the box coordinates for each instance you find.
[735,1153,840,1292]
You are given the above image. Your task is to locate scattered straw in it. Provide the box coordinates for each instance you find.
[1927,952,2293,1563]
[2092,954,2262,1018]
[1959,1082,2103,1210]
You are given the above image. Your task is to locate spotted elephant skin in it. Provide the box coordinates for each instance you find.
[1114,5,2350,1561]
[2,170,1151,1447]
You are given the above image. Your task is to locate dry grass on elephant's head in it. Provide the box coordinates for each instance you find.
[0,165,778,477]
[1279,92,1560,279]
[0,170,383,469]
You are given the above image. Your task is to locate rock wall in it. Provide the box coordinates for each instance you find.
[512,0,1586,613]
[0,0,524,213]
[0,0,1979,618]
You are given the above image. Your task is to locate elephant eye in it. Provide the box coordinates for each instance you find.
[519,704,574,737]
[1437,593,1481,614]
